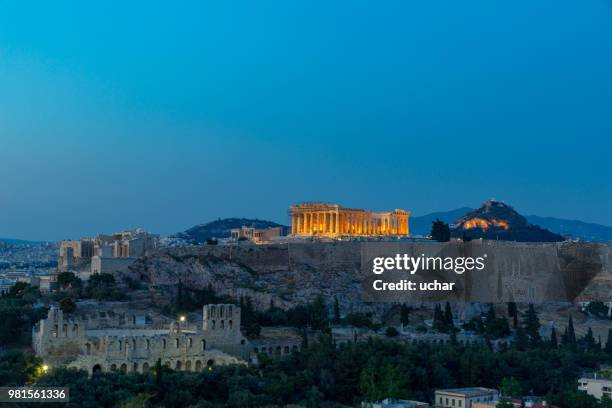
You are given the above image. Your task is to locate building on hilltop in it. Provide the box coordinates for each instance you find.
[289,203,409,238]
[57,229,158,279]
[230,226,283,243]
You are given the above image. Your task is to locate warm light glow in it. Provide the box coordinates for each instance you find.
[290,203,410,237]
[462,217,509,231]
[179,315,186,322]
[42,365,49,372]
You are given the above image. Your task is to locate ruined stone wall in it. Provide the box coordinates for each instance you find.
[33,305,250,374]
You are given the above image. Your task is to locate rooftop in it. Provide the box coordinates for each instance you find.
[435,387,498,397]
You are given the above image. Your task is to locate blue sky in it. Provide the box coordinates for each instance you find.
[1,0,611,241]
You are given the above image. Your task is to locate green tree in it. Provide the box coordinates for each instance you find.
[522,304,541,346]
[59,297,76,314]
[549,326,558,349]
[385,327,399,337]
[431,219,451,242]
[604,328,612,354]
[566,315,577,345]
[513,325,528,351]
[308,295,329,331]
[582,327,597,353]
[500,377,522,398]
[400,304,410,327]
[433,304,447,332]
[333,297,341,324]
[444,302,454,328]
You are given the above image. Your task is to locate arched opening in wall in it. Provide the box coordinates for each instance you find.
[201,339,206,350]
[212,320,216,329]
[110,364,117,371]
[164,361,171,368]
[142,362,149,373]
[162,339,166,349]
[175,338,179,348]
[92,364,102,374]
[63,324,68,335]
[228,305,233,316]
[275,346,281,355]
[175,361,182,370]
[185,360,191,371]
[229,320,233,330]
[292,345,298,352]
[284,346,289,354]
[85,343,91,354]
[133,362,138,372]
[221,320,225,329]
[206,359,214,367]
[53,324,58,338]
[219,306,224,318]
[195,360,202,371]
[119,340,123,351]
[254,347,259,353]
[120,363,127,373]
[240,339,245,345]
[146,339,150,349]
[132,339,136,349]
[73,324,78,333]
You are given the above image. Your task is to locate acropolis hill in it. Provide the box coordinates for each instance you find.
[126,240,612,314]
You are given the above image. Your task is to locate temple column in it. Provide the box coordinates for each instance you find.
[291,214,297,234]
[334,212,339,235]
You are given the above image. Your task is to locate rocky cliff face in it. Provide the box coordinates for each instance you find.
[126,241,612,315]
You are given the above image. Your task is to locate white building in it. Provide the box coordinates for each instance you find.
[578,376,612,400]
[434,388,499,408]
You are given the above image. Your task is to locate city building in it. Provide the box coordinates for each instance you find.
[289,203,409,237]
[362,398,430,407]
[578,375,612,400]
[230,226,283,243]
[434,388,499,408]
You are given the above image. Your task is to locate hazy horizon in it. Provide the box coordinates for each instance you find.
[2,0,611,241]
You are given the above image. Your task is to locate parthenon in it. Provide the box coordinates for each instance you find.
[290,203,409,237]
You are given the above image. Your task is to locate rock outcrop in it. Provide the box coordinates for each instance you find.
[126,241,612,316]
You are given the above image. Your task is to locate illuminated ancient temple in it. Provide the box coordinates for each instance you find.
[289,203,409,237]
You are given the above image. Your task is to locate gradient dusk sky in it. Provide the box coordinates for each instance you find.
[1,0,611,241]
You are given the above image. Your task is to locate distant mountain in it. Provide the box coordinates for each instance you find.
[174,218,288,243]
[452,200,564,242]
[525,215,612,243]
[409,207,473,236]
[0,238,44,244]
[411,206,612,242]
